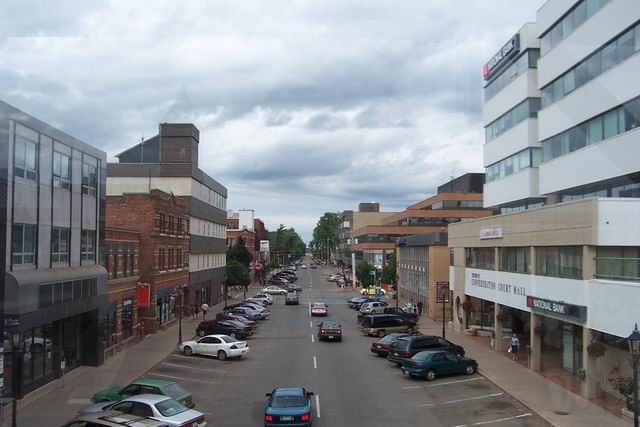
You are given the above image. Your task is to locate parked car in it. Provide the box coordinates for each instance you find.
[250,294,274,305]
[269,277,289,285]
[216,313,257,329]
[349,296,379,310]
[359,301,389,315]
[196,320,253,339]
[370,332,420,357]
[63,411,171,427]
[310,264,317,269]
[285,292,299,305]
[83,395,206,427]
[92,379,193,409]
[328,274,339,282]
[360,314,416,337]
[401,350,478,381]
[387,335,465,366]
[382,307,419,324]
[264,388,314,427]
[283,284,303,293]
[310,302,328,316]
[300,264,308,269]
[360,287,387,296]
[239,302,270,313]
[317,321,342,341]
[262,286,287,295]
[181,334,249,360]
[226,306,269,321]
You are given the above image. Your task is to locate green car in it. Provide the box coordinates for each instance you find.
[92,378,194,408]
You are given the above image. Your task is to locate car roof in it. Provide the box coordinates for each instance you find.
[312,302,326,306]
[273,387,305,396]
[120,394,173,404]
[132,378,174,387]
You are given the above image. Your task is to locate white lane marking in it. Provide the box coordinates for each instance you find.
[67,398,93,405]
[455,413,532,426]
[311,334,315,343]
[161,362,227,374]
[308,302,312,316]
[310,321,313,328]
[313,356,317,369]
[315,395,321,418]
[426,377,484,387]
[147,372,218,384]
[419,392,503,407]
[401,386,422,389]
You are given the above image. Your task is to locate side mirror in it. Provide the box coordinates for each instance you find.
[307,391,315,396]
[266,393,272,397]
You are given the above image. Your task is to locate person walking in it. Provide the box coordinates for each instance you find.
[201,302,210,320]
[193,303,199,320]
[510,333,520,361]
[416,300,424,317]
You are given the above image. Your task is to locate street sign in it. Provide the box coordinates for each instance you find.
[436,282,450,304]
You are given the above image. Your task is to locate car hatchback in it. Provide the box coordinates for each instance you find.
[264,387,314,427]
[285,292,299,305]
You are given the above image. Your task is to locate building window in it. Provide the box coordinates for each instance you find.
[81,230,96,261]
[159,248,165,271]
[177,248,182,268]
[484,49,539,101]
[485,98,541,143]
[51,227,69,263]
[486,148,542,182]
[595,246,640,281]
[159,213,166,234]
[122,244,129,277]
[499,247,530,273]
[12,223,36,265]
[82,162,97,196]
[53,151,71,190]
[465,247,495,270]
[130,251,135,276]
[122,299,134,339]
[14,135,37,181]
[111,244,118,279]
[536,246,582,279]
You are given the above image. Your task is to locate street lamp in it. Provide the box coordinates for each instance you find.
[627,323,640,427]
[9,330,24,427]
[176,284,188,345]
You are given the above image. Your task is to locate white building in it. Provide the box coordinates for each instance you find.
[450,0,640,404]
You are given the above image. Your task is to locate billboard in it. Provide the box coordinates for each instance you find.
[260,240,270,252]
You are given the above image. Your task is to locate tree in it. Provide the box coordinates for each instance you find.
[356,260,375,287]
[269,225,306,261]
[225,260,251,295]
[312,213,341,259]
[381,252,397,285]
[227,236,253,268]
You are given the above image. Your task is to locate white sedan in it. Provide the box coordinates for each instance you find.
[262,286,287,295]
[181,335,249,360]
[249,294,273,305]
[301,264,308,269]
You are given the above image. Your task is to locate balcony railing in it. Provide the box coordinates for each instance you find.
[594,257,640,282]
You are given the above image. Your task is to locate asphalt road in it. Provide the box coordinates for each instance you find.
[146,265,550,427]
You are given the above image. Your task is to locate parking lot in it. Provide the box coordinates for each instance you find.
[137,264,549,427]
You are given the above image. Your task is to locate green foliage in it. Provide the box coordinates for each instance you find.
[270,225,306,260]
[225,260,251,289]
[381,252,397,285]
[356,260,375,287]
[227,236,253,268]
[312,212,341,257]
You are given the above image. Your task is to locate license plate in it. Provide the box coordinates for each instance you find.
[394,352,399,356]
[280,416,293,421]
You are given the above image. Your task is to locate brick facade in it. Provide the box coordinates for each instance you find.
[106,190,190,334]
[104,227,140,355]
[226,229,256,258]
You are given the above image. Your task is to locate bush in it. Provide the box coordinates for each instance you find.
[613,376,635,411]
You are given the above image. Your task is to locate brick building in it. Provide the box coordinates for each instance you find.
[106,190,190,334]
[104,227,140,355]
[226,229,256,258]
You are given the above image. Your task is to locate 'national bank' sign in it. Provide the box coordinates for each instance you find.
[527,296,587,321]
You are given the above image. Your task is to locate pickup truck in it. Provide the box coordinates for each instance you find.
[357,306,419,325]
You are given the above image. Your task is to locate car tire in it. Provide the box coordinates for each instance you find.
[183,346,193,356]
[218,350,228,361]
[465,365,476,375]
[425,369,436,381]
[377,329,386,338]
[197,329,205,337]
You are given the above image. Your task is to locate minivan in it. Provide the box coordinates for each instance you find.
[387,335,465,366]
[360,314,416,337]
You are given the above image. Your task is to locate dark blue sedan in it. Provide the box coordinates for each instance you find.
[264,387,314,426]
[401,350,478,381]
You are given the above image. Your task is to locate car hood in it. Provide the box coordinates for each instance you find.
[93,386,122,400]
[80,401,115,414]
[181,340,198,347]
[265,404,311,416]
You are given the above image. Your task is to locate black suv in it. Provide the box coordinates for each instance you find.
[196,319,253,338]
[387,335,465,366]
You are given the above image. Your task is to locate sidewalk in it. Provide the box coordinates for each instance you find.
[3,297,236,427]
[417,317,630,427]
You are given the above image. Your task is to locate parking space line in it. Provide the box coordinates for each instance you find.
[419,392,503,407]
[455,413,532,426]
[426,377,485,387]
[401,386,422,389]
[161,362,227,374]
[315,395,321,418]
[147,372,218,384]
[313,356,317,369]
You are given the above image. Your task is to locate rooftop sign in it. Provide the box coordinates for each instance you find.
[483,34,520,80]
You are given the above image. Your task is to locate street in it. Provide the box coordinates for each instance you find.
[145,266,549,427]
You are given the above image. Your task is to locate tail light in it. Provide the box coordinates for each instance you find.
[230,345,238,349]
[321,329,326,333]
[337,330,341,334]
[404,352,412,358]
[301,413,311,421]
[265,415,273,422]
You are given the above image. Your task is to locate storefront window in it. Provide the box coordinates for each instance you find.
[536,246,583,279]
[104,310,116,348]
[122,299,133,339]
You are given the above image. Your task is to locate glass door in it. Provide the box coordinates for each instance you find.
[561,323,574,373]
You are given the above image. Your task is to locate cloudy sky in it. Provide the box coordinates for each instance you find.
[0,0,544,241]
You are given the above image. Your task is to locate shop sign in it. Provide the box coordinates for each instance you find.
[436,282,450,303]
[123,298,133,307]
[137,283,151,308]
[260,240,270,253]
[483,34,520,80]
[3,315,20,327]
[467,270,529,311]
[526,296,587,321]
[480,227,503,239]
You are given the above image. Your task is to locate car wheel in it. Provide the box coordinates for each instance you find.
[197,329,205,337]
[425,369,436,381]
[218,350,228,361]
[465,365,476,375]
[395,362,402,367]
[377,329,386,338]
[183,346,193,356]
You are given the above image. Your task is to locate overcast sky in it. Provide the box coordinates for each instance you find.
[0,0,544,242]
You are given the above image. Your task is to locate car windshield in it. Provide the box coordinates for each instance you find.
[313,303,326,307]
[392,338,411,350]
[271,396,307,408]
[163,383,188,400]
[155,398,189,417]
[220,335,238,343]
[380,334,405,343]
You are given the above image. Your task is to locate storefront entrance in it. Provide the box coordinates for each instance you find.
[541,317,583,375]
[561,323,583,374]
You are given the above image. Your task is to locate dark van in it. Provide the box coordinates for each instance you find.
[360,314,416,337]
[387,335,465,366]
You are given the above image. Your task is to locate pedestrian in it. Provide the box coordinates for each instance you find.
[416,300,423,317]
[193,303,199,320]
[201,302,210,320]
[510,333,520,361]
